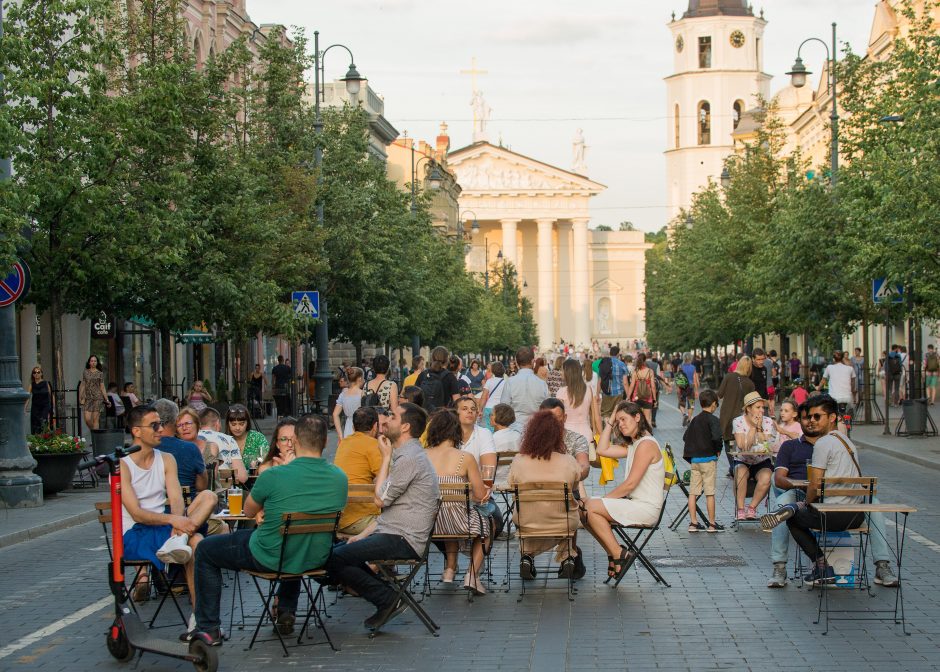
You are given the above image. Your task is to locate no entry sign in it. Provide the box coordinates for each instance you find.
[0,260,31,308]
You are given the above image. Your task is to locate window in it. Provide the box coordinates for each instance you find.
[698,36,712,68]
[733,100,744,130]
[674,104,680,148]
[698,101,711,145]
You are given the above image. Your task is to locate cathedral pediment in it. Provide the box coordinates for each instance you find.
[591,277,623,293]
[448,142,605,195]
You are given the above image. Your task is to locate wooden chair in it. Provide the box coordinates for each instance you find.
[335,483,377,540]
[93,502,188,628]
[606,463,676,589]
[244,511,341,657]
[428,482,488,602]
[511,481,578,601]
[808,473,877,591]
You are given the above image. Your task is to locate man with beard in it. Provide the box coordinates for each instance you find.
[326,403,440,628]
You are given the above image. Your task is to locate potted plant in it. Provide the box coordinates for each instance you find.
[28,425,88,495]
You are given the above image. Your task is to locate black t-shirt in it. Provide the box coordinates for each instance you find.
[750,365,769,399]
[442,370,460,404]
[272,364,291,389]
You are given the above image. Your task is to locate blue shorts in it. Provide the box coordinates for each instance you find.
[123,523,173,567]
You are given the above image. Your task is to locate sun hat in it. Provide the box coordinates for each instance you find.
[742,391,765,410]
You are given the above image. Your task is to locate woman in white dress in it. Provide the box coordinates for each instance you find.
[583,400,665,583]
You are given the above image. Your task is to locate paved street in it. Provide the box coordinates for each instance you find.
[2,399,939,672]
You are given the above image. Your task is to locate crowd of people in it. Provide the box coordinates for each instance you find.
[110,340,912,652]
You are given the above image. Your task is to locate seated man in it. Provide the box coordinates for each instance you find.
[153,398,207,492]
[333,407,382,536]
[761,395,898,586]
[197,407,248,485]
[539,398,590,481]
[191,415,348,646]
[120,405,217,625]
[326,402,440,629]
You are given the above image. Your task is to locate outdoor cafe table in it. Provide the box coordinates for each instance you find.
[812,502,917,635]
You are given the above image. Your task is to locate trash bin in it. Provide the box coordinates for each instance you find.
[901,398,928,435]
[91,428,126,457]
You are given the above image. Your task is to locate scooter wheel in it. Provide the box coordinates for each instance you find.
[106,623,135,662]
[189,639,218,672]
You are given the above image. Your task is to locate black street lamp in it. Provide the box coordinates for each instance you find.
[407,136,443,214]
[787,22,839,185]
[312,31,366,409]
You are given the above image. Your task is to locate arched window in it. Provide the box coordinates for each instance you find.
[193,36,202,69]
[733,100,744,130]
[697,101,711,145]
[674,104,680,148]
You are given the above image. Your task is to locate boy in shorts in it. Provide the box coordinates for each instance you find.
[682,390,725,532]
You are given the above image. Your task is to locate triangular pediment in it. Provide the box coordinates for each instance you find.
[591,277,623,292]
[448,142,605,196]
[868,1,899,51]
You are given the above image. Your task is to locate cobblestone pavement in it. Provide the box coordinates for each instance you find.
[2,397,940,671]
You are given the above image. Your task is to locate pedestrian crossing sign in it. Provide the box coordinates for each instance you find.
[872,278,904,304]
[291,291,319,318]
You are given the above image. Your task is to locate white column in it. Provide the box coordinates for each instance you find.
[571,218,590,349]
[536,218,555,349]
[500,219,520,269]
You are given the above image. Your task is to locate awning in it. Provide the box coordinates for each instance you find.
[127,316,213,343]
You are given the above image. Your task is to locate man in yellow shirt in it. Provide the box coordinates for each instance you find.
[402,356,425,389]
[333,406,383,535]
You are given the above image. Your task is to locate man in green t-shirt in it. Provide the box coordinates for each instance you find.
[190,415,347,647]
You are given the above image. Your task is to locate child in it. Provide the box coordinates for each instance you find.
[682,389,725,532]
[790,378,808,406]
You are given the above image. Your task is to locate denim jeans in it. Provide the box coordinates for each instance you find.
[770,487,797,563]
[325,534,419,610]
[194,529,300,631]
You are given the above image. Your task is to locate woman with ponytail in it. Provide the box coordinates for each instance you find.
[582,400,665,583]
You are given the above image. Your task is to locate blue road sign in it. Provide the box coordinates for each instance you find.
[291,290,319,318]
[872,278,904,304]
[0,260,31,308]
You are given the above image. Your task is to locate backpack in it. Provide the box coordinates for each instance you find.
[362,379,390,409]
[455,374,472,398]
[419,370,447,411]
[886,353,902,377]
[598,357,614,395]
[635,371,653,401]
[927,351,940,373]
[674,370,690,389]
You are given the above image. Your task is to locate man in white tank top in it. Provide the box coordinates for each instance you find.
[121,406,217,632]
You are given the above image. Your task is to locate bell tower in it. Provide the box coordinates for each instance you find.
[664,0,770,223]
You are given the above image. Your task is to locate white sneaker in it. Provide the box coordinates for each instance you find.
[156,533,192,564]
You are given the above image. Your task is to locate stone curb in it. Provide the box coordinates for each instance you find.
[855,437,940,472]
[0,508,98,550]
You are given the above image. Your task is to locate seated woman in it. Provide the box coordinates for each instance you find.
[732,392,777,520]
[507,410,582,580]
[424,409,490,595]
[583,401,665,583]
[258,417,297,474]
[186,380,213,413]
[226,403,269,467]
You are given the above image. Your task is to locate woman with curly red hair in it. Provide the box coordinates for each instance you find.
[507,410,582,580]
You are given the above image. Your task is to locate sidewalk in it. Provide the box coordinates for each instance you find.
[851,410,940,470]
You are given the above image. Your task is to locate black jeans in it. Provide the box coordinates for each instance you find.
[786,506,865,563]
[325,534,419,610]
[194,529,301,631]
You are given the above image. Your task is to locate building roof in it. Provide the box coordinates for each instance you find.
[683,0,753,19]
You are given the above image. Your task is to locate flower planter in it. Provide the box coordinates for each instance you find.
[32,451,87,495]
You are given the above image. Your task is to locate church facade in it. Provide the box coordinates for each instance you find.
[448,140,649,351]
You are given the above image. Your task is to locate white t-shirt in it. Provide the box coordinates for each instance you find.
[198,429,242,467]
[483,376,506,409]
[460,425,497,466]
[811,431,863,505]
[823,363,856,403]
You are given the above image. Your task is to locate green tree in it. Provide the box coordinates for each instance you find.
[618,221,636,231]
[594,224,612,231]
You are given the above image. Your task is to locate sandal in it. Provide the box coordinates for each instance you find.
[132,575,150,602]
[610,546,635,584]
[606,554,616,578]
[519,555,536,580]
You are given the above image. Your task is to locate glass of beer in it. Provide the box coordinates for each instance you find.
[482,464,496,489]
[228,487,243,516]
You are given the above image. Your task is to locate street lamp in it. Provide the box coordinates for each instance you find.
[787,22,839,185]
[720,166,731,190]
[312,30,366,409]
[408,137,443,214]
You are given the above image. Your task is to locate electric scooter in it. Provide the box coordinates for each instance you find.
[80,446,218,671]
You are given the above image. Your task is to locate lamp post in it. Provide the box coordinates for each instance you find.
[787,22,839,185]
[312,31,366,410]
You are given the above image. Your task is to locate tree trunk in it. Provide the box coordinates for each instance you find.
[354,342,363,368]
[160,326,172,398]
[862,320,872,423]
[49,290,65,398]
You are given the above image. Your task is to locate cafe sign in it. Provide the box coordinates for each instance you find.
[91,311,116,339]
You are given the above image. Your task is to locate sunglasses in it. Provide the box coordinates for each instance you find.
[801,413,830,422]
[32,370,42,375]
[136,421,163,431]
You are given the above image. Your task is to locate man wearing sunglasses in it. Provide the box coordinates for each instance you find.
[761,395,898,587]
[120,405,218,625]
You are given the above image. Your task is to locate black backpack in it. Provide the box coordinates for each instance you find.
[362,379,390,409]
[419,370,447,411]
[886,354,902,377]
[598,357,614,395]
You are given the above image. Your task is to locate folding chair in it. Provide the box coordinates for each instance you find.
[370,500,443,638]
[93,502,188,629]
[427,482,488,602]
[336,484,378,539]
[606,464,676,589]
[494,451,518,590]
[244,511,341,657]
[512,481,578,602]
[664,444,711,531]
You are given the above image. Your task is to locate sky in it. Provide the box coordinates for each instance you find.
[248,0,876,232]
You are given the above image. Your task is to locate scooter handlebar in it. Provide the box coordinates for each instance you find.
[77,444,141,471]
